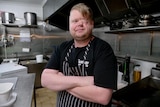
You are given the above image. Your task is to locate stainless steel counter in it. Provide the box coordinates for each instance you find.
[1,73,35,107]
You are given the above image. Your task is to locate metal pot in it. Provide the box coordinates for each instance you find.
[122,20,134,28]
[24,12,37,25]
[139,14,153,20]
[1,12,15,24]
[137,14,157,26]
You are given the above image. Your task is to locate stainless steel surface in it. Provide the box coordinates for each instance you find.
[43,0,105,30]
[2,73,35,107]
[105,25,160,33]
[44,0,160,30]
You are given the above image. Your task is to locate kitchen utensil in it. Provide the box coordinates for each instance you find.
[0,82,13,104]
[24,12,37,25]
[1,12,15,24]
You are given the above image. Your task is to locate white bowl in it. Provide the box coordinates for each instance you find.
[0,83,13,104]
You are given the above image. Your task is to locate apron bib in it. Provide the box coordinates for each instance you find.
[63,41,91,76]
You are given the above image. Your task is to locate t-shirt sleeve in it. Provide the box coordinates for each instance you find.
[45,46,61,70]
[94,44,117,90]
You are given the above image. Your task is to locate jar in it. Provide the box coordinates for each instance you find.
[133,65,141,82]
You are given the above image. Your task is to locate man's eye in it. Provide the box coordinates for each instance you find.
[72,20,78,23]
[71,19,89,24]
[81,19,89,23]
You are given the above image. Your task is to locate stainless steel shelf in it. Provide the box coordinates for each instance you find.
[105,26,160,33]
[1,23,38,28]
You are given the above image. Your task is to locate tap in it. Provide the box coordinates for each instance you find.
[12,52,18,58]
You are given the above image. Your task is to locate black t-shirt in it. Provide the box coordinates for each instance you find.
[46,36,117,90]
[46,36,117,107]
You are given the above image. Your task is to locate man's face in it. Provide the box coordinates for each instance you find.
[69,10,94,41]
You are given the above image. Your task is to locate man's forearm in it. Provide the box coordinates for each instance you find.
[54,75,93,91]
[41,69,94,91]
[67,85,113,105]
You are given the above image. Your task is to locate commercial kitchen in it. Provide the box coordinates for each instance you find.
[0,0,160,107]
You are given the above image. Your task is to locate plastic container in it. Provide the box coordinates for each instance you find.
[133,65,141,82]
[36,54,43,63]
[118,71,123,83]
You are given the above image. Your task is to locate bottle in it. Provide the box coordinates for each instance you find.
[133,65,141,82]
[123,55,130,84]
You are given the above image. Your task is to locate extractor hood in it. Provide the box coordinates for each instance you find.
[44,0,105,30]
[95,0,160,21]
[44,0,160,31]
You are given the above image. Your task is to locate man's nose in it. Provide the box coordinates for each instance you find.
[77,20,83,25]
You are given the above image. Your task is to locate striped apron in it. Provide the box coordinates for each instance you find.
[56,41,106,107]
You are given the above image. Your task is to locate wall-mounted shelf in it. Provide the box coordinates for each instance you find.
[1,23,38,28]
[105,26,160,33]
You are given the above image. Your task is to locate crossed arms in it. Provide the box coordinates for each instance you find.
[41,68,113,105]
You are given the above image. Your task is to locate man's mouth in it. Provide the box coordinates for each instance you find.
[76,28,84,32]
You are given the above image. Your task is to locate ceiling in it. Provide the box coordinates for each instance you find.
[0,0,46,5]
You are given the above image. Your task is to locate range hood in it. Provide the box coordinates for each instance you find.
[44,0,160,31]
[44,0,104,30]
[95,0,160,21]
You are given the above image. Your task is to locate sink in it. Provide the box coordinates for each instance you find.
[113,76,160,107]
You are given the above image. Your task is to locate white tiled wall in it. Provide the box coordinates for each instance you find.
[131,59,157,78]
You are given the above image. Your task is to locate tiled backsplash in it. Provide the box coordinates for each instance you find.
[131,59,157,79]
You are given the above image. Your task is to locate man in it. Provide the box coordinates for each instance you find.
[41,3,117,107]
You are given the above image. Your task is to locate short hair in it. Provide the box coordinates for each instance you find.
[70,3,93,20]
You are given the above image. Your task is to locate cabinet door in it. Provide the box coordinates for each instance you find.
[25,63,47,88]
